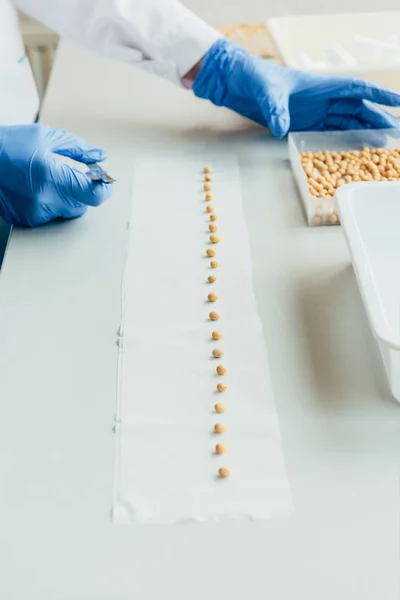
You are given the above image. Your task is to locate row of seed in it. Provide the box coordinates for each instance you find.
[203,166,231,480]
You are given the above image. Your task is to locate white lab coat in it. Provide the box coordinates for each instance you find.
[0,0,220,124]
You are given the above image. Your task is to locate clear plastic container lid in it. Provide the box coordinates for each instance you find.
[337,181,400,350]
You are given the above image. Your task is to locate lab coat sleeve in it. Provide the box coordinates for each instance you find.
[13,0,221,84]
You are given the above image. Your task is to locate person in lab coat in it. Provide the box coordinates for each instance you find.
[1,0,400,227]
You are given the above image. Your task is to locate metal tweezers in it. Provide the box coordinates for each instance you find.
[86,163,116,184]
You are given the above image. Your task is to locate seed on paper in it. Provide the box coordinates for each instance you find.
[216,364,227,375]
[215,403,226,413]
[208,275,216,283]
[217,382,227,392]
[208,293,218,302]
[204,183,212,192]
[213,348,224,358]
[210,235,220,244]
[205,193,213,201]
[209,311,220,321]
[210,260,219,269]
[206,248,216,257]
[210,214,217,221]
[214,423,226,433]
[204,166,212,174]
[205,174,212,181]
[215,443,226,455]
[212,330,222,340]
[209,223,218,232]
[218,467,231,478]
[206,205,214,213]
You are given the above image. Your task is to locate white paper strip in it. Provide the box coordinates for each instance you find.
[113,154,292,523]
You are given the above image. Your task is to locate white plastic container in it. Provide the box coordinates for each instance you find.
[268,12,400,97]
[336,181,400,402]
[289,129,400,226]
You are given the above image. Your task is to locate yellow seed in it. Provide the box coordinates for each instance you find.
[209,223,218,232]
[208,293,218,302]
[215,402,226,413]
[329,213,339,225]
[204,183,211,192]
[217,382,227,393]
[218,467,231,478]
[206,248,216,257]
[216,364,227,375]
[215,443,226,454]
[210,260,219,269]
[204,166,212,174]
[208,275,216,283]
[210,213,217,221]
[206,205,213,213]
[209,311,220,321]
[210,235,220,243]
[204,174,212,181]
[205,193,213,201]
[212,330,222,340]
[214,423,226,434]
[312,216,322,226]
[213,348,223,358]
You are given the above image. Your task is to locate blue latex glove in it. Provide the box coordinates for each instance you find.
[0,124,113,227]
[193,39,400,138]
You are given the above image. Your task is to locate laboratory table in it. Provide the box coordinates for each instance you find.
[0,24,399,600]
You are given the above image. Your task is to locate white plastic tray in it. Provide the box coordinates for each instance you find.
[268,12,400,94]
[337,181,400,402]
[289,129,400,226]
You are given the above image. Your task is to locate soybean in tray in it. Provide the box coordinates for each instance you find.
[289,129,400,226]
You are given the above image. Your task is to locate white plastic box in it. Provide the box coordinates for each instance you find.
[337,181,400,402]
[268,12,400,96]
[289,129,400,226]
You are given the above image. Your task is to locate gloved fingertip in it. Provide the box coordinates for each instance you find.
[85,148,107,162]
[269,114,290,139]
[67,204,88,219]
[88,181,113,207]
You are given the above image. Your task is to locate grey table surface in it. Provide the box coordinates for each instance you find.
[0,6,400,599]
